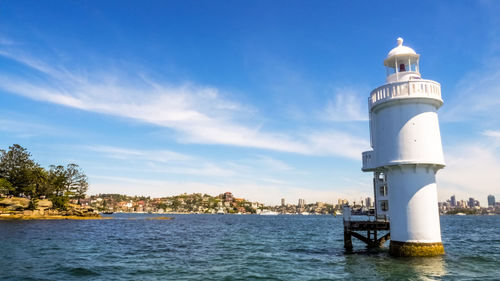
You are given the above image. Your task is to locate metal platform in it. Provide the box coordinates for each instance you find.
[343,220,390,251]
[342,206,390,251]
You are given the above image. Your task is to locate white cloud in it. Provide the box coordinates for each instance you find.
[245,155,293,171]
[0,119,58,138]
[85,145,191,163]
[434,62,500,206]
[323,87,368,122]
[81,145,235,177]
[483,130,500,147]
[438,143,500,206]
[0,50,368,159]
[304,130,369,160]
[442,65,500,124]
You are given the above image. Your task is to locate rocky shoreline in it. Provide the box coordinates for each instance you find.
[0,214,110,220]
[0,197,106,220]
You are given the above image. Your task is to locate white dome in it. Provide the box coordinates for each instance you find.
[386,37,417,59]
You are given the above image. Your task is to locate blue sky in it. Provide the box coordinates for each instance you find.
[1,1,499,205]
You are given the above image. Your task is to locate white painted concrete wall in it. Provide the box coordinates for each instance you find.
[387,165,442,243]
[371,100,445,168]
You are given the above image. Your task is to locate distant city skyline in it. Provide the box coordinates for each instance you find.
[1,1,500,206]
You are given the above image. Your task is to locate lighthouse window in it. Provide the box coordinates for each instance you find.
[378,172,386,182]
[379,185,387,196]
[386,66,397,75]
[381,200,389,211]
[410,62,418,72]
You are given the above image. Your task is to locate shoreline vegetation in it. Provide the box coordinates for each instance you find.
[0,144,96,220]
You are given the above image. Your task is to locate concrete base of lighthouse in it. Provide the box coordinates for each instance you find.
[389,241,444,257]
[386,165,445,257]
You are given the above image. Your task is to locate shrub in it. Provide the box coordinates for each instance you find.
[51,195,68,210]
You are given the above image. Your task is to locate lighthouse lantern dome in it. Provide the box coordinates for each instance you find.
[384,37,421,83]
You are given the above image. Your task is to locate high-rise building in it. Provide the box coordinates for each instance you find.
[281,198,285,207]
[468,197,475,208]
[487,195,495,207]
[298,199,305,207]
[365,197,372,208]
[450,195,456,207]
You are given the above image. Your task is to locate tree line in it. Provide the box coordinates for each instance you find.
[0,144,88,209]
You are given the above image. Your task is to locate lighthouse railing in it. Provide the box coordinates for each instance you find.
[369,80,441,108]
[362,150,375,171]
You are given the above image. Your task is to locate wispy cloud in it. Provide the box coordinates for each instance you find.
[86,145,191,163]
[253,155,293,171]
[438,142,500,206]
[483,130,500,147]
[442,65,500,125]
[0,119,60,138]
[322,87,368,122]
[0,50,368,159]
[82,145,234,177]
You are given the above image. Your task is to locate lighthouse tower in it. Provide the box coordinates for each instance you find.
[361,38,445,256]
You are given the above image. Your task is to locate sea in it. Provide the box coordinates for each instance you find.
[0,214,498,280]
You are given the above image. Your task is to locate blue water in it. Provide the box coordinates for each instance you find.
[0,214,499,280]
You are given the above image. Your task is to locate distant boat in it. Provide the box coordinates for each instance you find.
[260,210,279,215]
[216,207,225,215]
[102,211,114,215]
[456,213,466,216]
[300,212,310,216]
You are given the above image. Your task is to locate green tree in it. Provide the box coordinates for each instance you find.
[0,144,36,196]
[65,164,88,202]
[48,165,67,196]
[51,195,68,210]
[0,178,13,196]
[28,166,48,196]
[48,165,68,209]
[32,166,52,197]
[26,166,49,209]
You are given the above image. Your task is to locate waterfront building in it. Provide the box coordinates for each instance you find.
[488,195,495,207]
[468,197,480,208]
[222,192,234,202]
[361,38,445,256]
[451,195,456,207]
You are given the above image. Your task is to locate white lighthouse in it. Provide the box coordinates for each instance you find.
[362,38,445,256]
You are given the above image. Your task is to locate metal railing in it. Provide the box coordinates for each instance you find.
[369,80,441,108]
[362,150,374,171]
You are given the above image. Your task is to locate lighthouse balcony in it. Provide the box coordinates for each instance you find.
[362,150,376,171]
[369,80,441,109]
